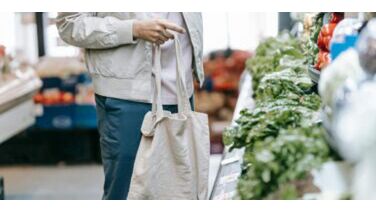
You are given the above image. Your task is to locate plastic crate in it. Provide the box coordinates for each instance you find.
[41,77,62,90]
[77,72,92,84]
[40,75,79,93]
[60,75,79,93]
[35,105,75,129]
[74,104,97,129]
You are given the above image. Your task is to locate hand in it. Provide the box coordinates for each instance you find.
[133,19,186,45]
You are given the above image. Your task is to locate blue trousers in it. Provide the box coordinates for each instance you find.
[95,94,193,200]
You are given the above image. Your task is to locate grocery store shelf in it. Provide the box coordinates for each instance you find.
[210,71,254,200]
[0,99,36,144]
[0,69,41,111]
[0,69,42,144]
[308,66,321,83]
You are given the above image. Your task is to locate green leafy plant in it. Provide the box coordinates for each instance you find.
[224,32,333,200]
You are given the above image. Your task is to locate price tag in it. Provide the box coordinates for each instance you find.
[219,172,241,185]
[221,156,240,165]
[213,191,236,200]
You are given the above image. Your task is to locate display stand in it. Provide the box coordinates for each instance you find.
[0,68,41,200]
[0,68,42,144]
[210,72,254,200]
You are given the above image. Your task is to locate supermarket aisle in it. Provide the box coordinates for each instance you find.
[0,154,222,200]
[1,165,102,200]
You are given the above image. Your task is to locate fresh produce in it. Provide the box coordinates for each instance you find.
[224,33,334,200]
[237,126,331,200]
[34,90,75,105]
[246,34,305,91]
[0,45,10,76]
[255,68,313,103]
[0,45,5,75]
[304,13,325,66]
[317,23,337,52]
[330,12,345,24]
[194,91,226,114]
[314,12,344,71]
[223,105,319,150]
[0,45,5,59]
[75,84,96,105]
[204,49,251,91]
[314,50,331,70]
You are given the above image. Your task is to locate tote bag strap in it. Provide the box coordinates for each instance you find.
[174,36,191,114]
[151,35,192,119]
[151,45,164,120]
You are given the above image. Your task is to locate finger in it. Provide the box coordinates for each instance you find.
[154,32,169,42]
[150,37,158,44]
[154,24,174,39]
[158,20,185,33]
[151,37,164,45]
[156,39,165,45]
[162,30,175,39]
[154,24,165,32]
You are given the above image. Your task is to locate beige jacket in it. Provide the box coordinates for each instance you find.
[56,12,204,103]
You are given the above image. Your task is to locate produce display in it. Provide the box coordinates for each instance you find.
[304,13,325,67]
[304,13,344,71]
[0,45,12,83]
[237,126,331,200]
[245,35,306,92]
[33,57,96,129]
[197,49,251,153]
[223,33,336,200]
[203,49,251,91]
[0,45,5,72]
[34,57,95,106]
[34,89,75,105]
[33,83,95,106]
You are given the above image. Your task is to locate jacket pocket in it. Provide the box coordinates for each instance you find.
[86,44,147,79]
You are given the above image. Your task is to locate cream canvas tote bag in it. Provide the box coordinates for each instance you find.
[127,37,210,200]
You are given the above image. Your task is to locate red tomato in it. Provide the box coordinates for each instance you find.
[317,23,337,52]
[0,45,5,57]
[33,93,44,103]
[61,92,75,104]
[330,12,344,24]
[315,50,331,71]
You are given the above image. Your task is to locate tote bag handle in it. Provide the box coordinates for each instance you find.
[151,35,192,119]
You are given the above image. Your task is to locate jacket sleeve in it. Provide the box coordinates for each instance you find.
[56,12,137,49]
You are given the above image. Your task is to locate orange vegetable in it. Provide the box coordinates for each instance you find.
[317,23,337,52]
[315,50,331,71]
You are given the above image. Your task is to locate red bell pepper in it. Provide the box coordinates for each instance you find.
[315,50,331,71]
[0,45,5,57]
[330,12,344,24]
[317,23,337,52]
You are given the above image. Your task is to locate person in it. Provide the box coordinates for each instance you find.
[56,12,204,200]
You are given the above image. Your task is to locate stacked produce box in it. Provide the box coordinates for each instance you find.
[196,49,251,153]
[33,57,96,129]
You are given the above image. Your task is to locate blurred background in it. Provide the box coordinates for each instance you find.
[0,12,295,199]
